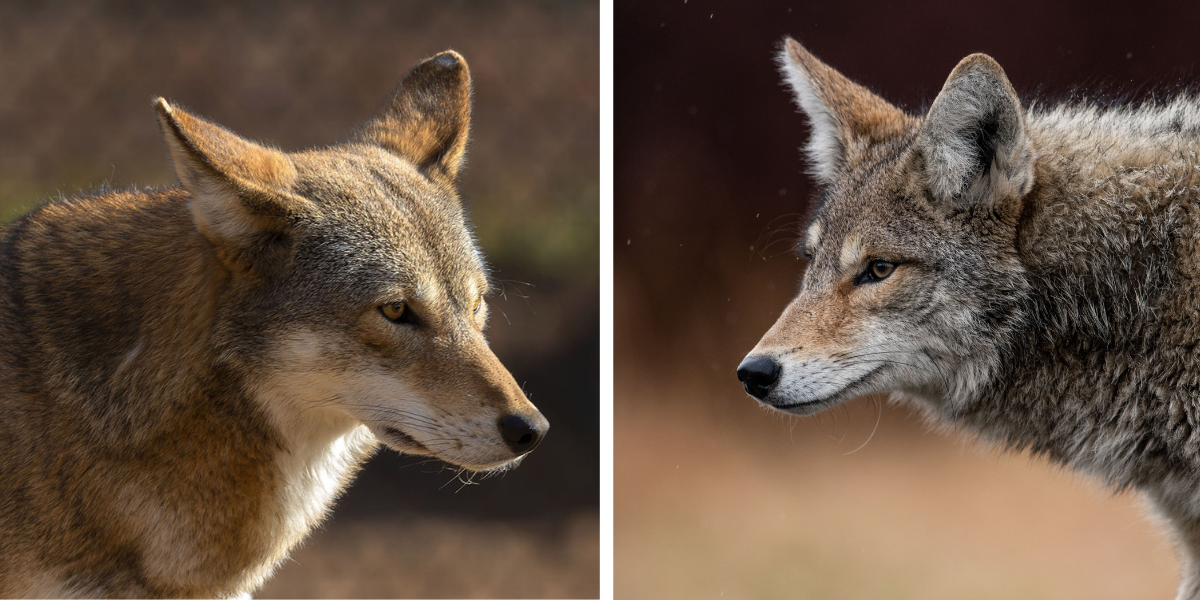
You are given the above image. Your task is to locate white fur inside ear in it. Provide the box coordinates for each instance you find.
[923,73,999,200]
[921,66,1034,205]
[189,183,259,242]
[159,126,260,242]
[777,48,842,185]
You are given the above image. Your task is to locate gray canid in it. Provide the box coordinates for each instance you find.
[740,38,1200,598]
[0,51,548,597]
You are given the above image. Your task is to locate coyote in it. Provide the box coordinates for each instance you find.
[739,38,1200,597]
[0,51,548,598]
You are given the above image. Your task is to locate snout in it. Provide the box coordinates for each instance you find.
[737,355,781,400]
[498,412,549,455]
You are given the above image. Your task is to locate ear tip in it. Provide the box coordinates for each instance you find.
[778,36,804,56]
[427,50,468,71]
[954,53,1006,77]
[777,36,820,72]
[153,97,172,116]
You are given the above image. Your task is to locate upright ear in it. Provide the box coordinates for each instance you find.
[918,54,1034,207]
[777,37,914,186]
[355,50,472,184]
[155,99,309,267]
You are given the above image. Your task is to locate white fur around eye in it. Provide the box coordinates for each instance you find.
[838,234,863,272]
[805,221,823,256]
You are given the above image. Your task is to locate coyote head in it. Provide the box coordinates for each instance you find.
[739,38,1036,415]
[155,51,547,471]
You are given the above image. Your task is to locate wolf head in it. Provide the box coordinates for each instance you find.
[739,38,1037,415]
[154,51,547,471]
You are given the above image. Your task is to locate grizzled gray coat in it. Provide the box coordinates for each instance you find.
[740,38,1200,599]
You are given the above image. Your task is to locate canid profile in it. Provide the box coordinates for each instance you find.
[0,50,548,597]
[740,38,1200,598]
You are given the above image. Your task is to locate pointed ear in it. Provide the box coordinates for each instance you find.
[918,54,1034,207]
[777,37,914,185]
[355,50,472,184]
[155,98,309,267]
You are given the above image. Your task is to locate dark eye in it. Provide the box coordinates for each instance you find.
[473,297,482,314]
[856,260,896,284]
[380,302,416,325]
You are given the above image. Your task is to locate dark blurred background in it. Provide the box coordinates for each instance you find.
[616,1,1199,598]
[0,1,597,598]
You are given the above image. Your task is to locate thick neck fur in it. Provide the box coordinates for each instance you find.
[0,187,375,597]
[952,97,1200,491]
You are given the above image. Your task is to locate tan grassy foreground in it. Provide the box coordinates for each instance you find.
[616,380,1178,599]
[259,512,598,598]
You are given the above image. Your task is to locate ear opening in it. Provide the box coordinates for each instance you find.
[154,98,309,269]
[918,54,1035,207]
[354,50,472,184]
[776,37,914,186]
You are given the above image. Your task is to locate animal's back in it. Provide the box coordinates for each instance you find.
[924,97,1200,488]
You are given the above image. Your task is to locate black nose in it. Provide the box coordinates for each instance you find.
[737,356,781,400]
[498,413,547,454]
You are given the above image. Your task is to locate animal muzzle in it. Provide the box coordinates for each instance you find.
[736,355,781,400]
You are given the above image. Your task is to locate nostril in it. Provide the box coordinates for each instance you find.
[736,356,781,400]
[499,414,545,454]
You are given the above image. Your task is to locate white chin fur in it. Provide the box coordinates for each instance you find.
[371,423,521,473]
[764,357,884,414]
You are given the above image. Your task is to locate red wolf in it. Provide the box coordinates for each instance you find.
[0,51,547,597]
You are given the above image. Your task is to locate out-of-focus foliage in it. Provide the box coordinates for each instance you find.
[0,0,598,280]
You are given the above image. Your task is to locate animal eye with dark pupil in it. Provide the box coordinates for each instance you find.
[858,260,896,284]
[380,302,416,325]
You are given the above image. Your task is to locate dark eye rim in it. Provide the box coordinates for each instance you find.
[380,302,420,326]
[855,259,897,285]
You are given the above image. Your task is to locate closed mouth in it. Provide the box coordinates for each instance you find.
[383,426,431,454]
[771,365,884,411]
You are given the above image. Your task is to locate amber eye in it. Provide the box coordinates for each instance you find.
[380,302,410,323]
[473,297,482,314]
[856,260,896,284]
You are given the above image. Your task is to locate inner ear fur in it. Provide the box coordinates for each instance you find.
[154,98,310,267]
[354,50,472,184]
[777,37,915,186]
[918,53,1035,208]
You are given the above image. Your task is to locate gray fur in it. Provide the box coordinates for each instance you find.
[749,38,1200,598]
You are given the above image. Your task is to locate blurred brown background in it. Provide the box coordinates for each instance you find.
[616,1,1200,598]
[0,1,598,598]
